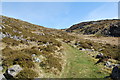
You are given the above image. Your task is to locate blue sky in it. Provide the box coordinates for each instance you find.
[2,2,118,29]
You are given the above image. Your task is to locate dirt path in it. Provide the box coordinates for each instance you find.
[60,42,109,78]
[32,41,109,78]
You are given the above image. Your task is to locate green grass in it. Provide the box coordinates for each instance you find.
[61,42,108,78]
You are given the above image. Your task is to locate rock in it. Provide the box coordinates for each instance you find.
[0,66,3,71]
[0,25,5,29]
[79,48,82,50]
[92,56,94,57]
[104,61,112,68]
[81,48,86,51]
[34,57,41,63]
[65,40,71,43]
[4,65,22,80]
[85,49,93,52]
[114,64,120,67]
[95,53,103,59]
[79,48,93,51]
[0,74,6,80]
[108,22,120,37]
[111,66,120,80]
[7,65,22,77]
[32,54,36,57]
[98,48,103,51]
[91,49,94,51]
[95,57,108,65]
[74,43,80,46]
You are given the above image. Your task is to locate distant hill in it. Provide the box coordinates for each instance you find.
[66,19,120,37]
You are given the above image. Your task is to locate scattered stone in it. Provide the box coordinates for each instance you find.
[85,49,93,52]
[79,48,82,50]
[32,54,36,57]
[34,57,41,63]
[3,65,22,79]
[7,65,23,77]
[13,29,18,33]
[114,64,120,67]
[91,49,94,51]
[74,43,80,46]
[0,66,3,71]
[0,25,5,29]
[95,53,103,59]
[104,61,112,68]
[92,56,94,57]
[81,48,86,51]
[98,48,103,51]
[0,74,6,80]
[65,40,71,43]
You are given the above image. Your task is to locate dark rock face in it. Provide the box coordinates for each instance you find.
[111,66,120,80]
[66,19,120,37]
[109,22,120,37]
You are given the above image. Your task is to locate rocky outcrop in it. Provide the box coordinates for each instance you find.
[4,65,22,79]
[111,66,120,80]
[108,22,120,37]
[66,19,120,37]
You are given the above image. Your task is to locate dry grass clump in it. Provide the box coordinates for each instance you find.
[16,68,38,79]
[2,37,20,46]
[2,51,35,69]
[75,39,120,61]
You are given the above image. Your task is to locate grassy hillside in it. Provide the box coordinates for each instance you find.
[0,16,76,79]
[0,16,119,79]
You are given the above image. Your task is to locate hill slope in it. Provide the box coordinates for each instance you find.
[0,16,76,79]
[66,19,120,37]
[0,16,119,79]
